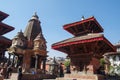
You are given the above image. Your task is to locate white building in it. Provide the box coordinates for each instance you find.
[104,41,120,75]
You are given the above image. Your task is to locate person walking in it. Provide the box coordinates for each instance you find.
[59,63,64,77]
[6,65,13,79]
[17,66,22,80]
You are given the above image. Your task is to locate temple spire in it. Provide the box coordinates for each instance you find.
[20,29,22,32]
[81,16,85,20]
[35,12,37,15]
[30,12,39,20]
[24,13,42,48]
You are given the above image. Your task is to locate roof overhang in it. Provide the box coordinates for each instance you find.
[0,36,12,48]
[52,34,116,54]
[104,52,120,56]
[63,16,104,36]
[0,22,14,35]
[0,11,9,21]
[114,43,120,47]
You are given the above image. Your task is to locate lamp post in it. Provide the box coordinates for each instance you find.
[49,57,58,76]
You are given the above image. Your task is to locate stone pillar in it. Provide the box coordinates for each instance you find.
[35,54,39,69]
[38,55,41,69]
[42,57,46,74]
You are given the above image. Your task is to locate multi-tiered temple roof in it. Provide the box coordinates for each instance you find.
[52,17,115,55]
[0,11,14,60]
[0,11,14,35]
[63,16,103,36]
[52,16,116,74]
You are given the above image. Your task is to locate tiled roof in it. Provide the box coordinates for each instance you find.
[63,16,103,35]
[14,30,26,40]
[0,22,14,35]
[104,52,120,56]
[52,33,103,47]
[24,13,42,41]
[0,35,11,44]
[34,32,46,42]
[114,41,120,47]
[0,11,9,21]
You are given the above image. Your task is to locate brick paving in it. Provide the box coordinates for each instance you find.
[2,73,120,80]
[3,73,56,80]
[4,73,18,80]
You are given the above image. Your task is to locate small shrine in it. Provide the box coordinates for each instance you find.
[7,13,47,73]
[52,16,116,80]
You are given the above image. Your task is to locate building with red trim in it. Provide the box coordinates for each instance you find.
[52,16,116,79]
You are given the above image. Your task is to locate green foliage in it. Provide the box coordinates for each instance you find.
[100,58,105,66]
[64,60,70,67]
[108,65,113,71]
[108,65,120,76]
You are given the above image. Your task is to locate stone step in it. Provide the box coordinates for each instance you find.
[4,73,18,80]
[43,79,56,80]
[56,74,104,80]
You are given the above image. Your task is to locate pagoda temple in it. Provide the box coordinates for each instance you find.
[7,13,47,73]
[0,11,14,62]
[52,16,116,80]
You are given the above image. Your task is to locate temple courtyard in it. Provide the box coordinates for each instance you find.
[0,11,120,80]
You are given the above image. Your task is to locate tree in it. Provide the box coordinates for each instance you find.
[64,58,71,73]
[64,60,70,67]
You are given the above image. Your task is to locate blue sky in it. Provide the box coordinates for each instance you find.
[0,0,120,58]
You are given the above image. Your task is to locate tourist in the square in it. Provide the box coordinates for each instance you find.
[17,66,22,80]
[64,56,71,74]
[0,63,7,79]
[59,63,64,77]
[6,65,13,79]
[0,63,4,69]
[0,63,4,75]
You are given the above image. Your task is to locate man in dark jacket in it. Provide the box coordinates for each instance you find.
[6,65,12,79]
[17,66,22,80]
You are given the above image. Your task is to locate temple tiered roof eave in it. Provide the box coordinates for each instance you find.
[52,33,103,47]
[0,11,14,35]
[104,52,120,56]
[0,22,14,35]
[63,16,104,36]
[52,33,116,53]
[0,11,14,47]
[0,36,12,47]
[0,11,9,21]
[114,42,120,47]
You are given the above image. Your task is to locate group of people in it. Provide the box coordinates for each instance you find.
[0,62,23,80]
[0,63,13,79]
[59,63,71,77]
